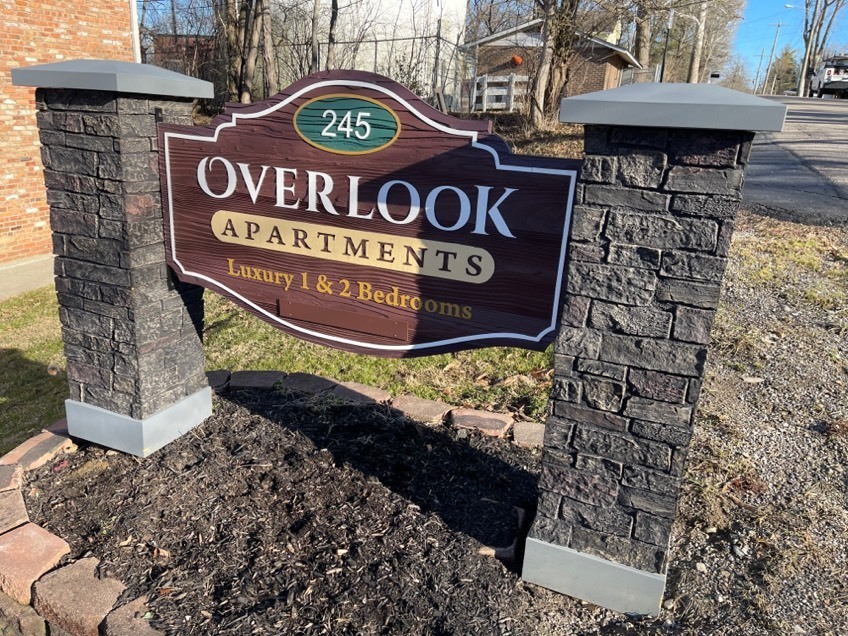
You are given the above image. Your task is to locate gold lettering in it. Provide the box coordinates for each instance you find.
[210,211,495,284]
[357,281,373,300]
[223,258,294,290]
[438,301,462,318]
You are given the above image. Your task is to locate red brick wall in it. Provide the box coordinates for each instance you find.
[1,1,135,264]
[566,45,624,97]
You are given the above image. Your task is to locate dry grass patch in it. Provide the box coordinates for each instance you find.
[732,214,848,318]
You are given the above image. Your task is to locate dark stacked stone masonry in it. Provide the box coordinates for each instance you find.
[36,89,207,420]
[533,125,754,574]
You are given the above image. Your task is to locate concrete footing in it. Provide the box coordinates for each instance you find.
[65,387,212,457]
[522,536,666,616]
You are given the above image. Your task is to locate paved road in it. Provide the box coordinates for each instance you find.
[744,96,848,226]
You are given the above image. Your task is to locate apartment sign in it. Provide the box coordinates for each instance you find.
[159,71,579,357]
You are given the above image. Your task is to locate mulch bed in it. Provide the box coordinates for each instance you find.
[23,387,636,635]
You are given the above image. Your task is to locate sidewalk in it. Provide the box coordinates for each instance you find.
[0,255,54,301]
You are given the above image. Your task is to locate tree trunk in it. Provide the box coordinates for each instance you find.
[240,0,261,103]
[261,0,277,95]
[226,0,241,101]
[546,63,567,109]
[310,0,321,73]
[634,2,651,69]
[326,0,339,70]
[139,0,149,62]
[687,1,708,83]
[170,0,178,37]
[797,0,820,97]
[530,0,556,128]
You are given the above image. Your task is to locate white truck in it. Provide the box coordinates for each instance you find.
[809,56,848,98]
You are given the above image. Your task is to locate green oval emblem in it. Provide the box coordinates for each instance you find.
[294,94,401,155]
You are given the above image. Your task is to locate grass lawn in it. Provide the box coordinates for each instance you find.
[0,288,67,454]
[0,285,555,456]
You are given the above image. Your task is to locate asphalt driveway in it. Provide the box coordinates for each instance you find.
[744,96,848,226]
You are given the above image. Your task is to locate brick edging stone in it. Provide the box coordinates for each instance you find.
[0,370,542,635]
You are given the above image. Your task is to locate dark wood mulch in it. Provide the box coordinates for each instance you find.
[23,387,635,635]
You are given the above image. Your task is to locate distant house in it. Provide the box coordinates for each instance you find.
[150,34,223,101]
[461,18,641,111]
[151,34,216,77]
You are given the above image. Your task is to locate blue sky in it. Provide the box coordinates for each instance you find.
[733,1,846,71]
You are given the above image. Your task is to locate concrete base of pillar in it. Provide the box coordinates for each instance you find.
[522,536,666,616]
[65,387,212,457]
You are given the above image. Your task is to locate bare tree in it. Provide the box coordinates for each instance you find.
[530,0,556,127]
[633,0,651,68]
[467,0,537,40]
[530,0,581,127]
[326,0,340,69]
[309,0,321,72]
[698,0,742,83]
[719,55,752,92]
[799,0,848,96]
[686,0,707,82]
[211,0,271,103]
[261,0,278,94]
[240,1,262,102]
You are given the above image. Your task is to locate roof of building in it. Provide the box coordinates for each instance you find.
[461,18,640,69]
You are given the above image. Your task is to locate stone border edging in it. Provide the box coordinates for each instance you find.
[0,370,544,636]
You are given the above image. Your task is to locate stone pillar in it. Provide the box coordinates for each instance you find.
[12,61,215,457]
[522,85,786,615]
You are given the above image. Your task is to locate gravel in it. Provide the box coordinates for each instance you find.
[666,211,848,635]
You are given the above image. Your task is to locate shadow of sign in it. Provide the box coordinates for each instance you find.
[225,386,539,558]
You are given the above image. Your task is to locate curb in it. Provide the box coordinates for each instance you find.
[0,371,545,636]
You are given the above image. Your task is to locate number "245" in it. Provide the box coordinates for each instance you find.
[321,109,371,140]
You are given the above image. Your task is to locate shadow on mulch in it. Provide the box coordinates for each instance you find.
[27,386,628,635]
[228,387,539,552]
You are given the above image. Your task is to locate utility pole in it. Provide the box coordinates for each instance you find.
[762,21,783,95]
[753,48,766,93]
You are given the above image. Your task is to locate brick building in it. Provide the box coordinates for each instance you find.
[1,1,137,265]
[463,18,640,111]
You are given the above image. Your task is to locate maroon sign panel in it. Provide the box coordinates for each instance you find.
[159,71,579,357]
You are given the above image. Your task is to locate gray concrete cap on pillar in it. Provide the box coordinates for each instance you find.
[12,59,213,99]
[560,82,786,132]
